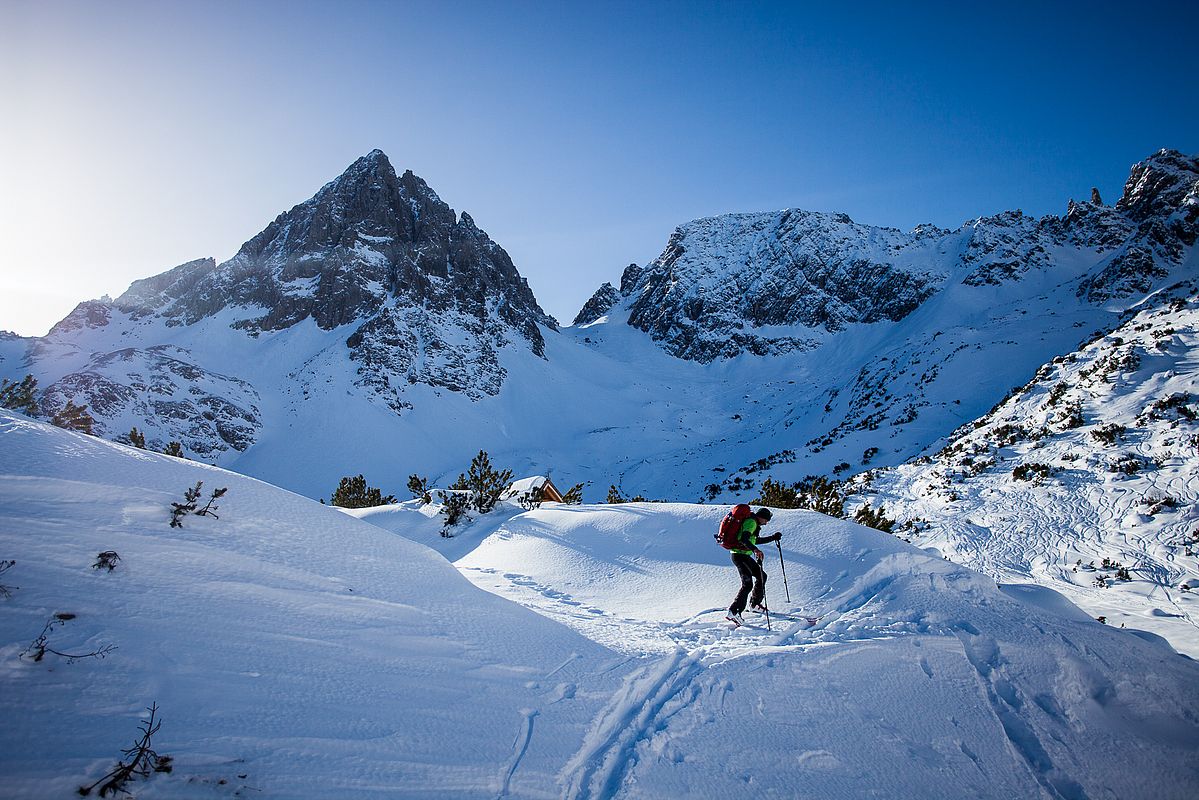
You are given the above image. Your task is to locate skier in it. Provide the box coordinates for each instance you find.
[726,507,780,626]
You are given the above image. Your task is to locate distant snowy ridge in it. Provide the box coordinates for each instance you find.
[580,148,1197,361]
[0,148,1194,514]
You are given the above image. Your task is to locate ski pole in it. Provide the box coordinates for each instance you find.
[776,541,791,603]
[762,575,772,633]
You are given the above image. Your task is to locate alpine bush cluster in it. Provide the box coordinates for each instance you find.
[753,476,844,517]
[330,475,396,508]
[1091,423,1126,445]
[1012,463,1052,483]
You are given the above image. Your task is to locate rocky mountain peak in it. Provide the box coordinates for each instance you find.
[1116,149,1199,225]
[91,151,557,412]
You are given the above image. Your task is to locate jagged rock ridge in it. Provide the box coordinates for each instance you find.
[583,149,1198,362]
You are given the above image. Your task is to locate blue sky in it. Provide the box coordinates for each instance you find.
[1,0,1195,335]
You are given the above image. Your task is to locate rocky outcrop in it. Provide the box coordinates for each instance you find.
[583,150,1197,361]
[573,281,621,326]
[609,210,940,361]
[110,150,555,405]
[40,346,260,456]
[1079,150,1198,303]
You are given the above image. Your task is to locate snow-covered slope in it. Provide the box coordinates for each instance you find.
[357,498,1199,798]
[856,283,1199,656]
[0,409,620,798]
[5,410,1199,797]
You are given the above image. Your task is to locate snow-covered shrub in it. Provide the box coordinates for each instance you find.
[832,461,851,474]
[195,487,227,518]
[119,427,147,449]
[1044,382,1069,407]
[437,491,471,535]
[1109,455,1146,475]
[853,503,895,533]
[1012,463,1051,483]
[862,446,879,464]
[754,476,844,517]
[754,477,801,509]
[1141,494,1178,515]
[330,475,396,509]
[457,451,513,514]
[992,424,1026,447]
[1091,423,1127,445]
[169,482,203,527]
[1145,392,1197,422]
[516,484,545,510]
[1057,402,1084,430]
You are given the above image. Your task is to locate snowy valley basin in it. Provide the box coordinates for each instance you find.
[2,410,1198,798]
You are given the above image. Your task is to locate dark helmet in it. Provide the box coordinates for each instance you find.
[755,507,773,521]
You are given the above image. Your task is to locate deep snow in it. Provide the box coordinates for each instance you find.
[4,410,1199,798]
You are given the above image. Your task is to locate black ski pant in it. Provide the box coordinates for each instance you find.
[729,552,766,614]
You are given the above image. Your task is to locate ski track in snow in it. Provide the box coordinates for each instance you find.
[7,412,1199,798]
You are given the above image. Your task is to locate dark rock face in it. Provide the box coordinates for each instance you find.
[581,150,1197,361]
[1079,150,1198,303]
[573,281,621,326]
[616,210,940,361]
[113,150,555,405]
[39,346,260,456]
[46,300,114,336]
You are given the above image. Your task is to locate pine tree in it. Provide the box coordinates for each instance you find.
[330,475,397,508]
[0,375,39,415]
[606,485,625,504]
[853,503,895,533]
[50,401,94,434]
[754,477,801,509]
[463,451,512,514]
[126,427,147,449]
[561,483,584,505]
[407,474,432,504]
[162,441,185,458]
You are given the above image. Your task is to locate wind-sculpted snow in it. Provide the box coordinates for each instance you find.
[5,410,1199,797]
[359,499,1199,798]
[0,411,621,798]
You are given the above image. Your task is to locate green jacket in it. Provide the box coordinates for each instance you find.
[731,517,779,555]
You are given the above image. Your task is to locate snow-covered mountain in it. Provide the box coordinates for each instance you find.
[853,282,1199,655]
[579,149,1197,361]
[1,149,1194,515]
[3,409,1198,798]
[9,149,554,451]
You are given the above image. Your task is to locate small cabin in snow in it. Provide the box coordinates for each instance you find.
[503,476,564,504]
